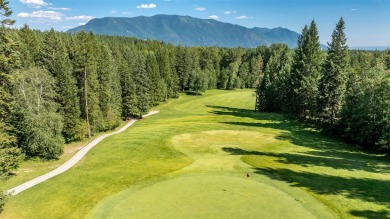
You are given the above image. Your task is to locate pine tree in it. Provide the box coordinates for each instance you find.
[133,52,150,118]
[0,1,23,212]
[146,52,164,106]
[257,44,292,112]
[108,49,123,129]
[97,42,121,130]
[318,18,349,126]
[120,47,139,118]
[198,47,220,89]
[0,0,14,27]
[289,21,322,120]
[249,54,263,88]
[156,47,172,100]
[72,32,103,137]
[175,45,191,91]
[238,62,250,88]
[169,45,180,97]
[41,29,81,142]
[0,0,23,178]
[18,25,43,67]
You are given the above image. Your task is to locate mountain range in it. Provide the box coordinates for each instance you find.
[67,15,301,48]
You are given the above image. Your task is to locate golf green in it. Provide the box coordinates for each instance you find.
[89,130,335,219]
[89,175,318,219]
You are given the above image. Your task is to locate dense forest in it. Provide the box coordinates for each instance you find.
[0,0,389,212]
[255,19,390,153]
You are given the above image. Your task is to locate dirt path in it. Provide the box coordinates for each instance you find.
[7,111,159,196]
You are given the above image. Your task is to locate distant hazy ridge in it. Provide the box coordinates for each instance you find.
[67,14,300,48]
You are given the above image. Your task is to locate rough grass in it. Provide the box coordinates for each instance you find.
[1,89,389,219]
[0,121,128,190]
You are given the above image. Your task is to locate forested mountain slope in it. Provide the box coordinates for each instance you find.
[67,15,300,48]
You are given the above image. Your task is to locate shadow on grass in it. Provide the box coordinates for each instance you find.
[222,147,390,206]
[207,105,390,173]
[185,91,203,96]
[349,209,390,219]
[252,167,390,207]
[223,147,389,174]
[208,105,390,216]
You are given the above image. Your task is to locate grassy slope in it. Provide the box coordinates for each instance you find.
[0,121,128,190]
[2,89,389,218]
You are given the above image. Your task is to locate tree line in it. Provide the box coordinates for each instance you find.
[255,18,390,153]
[1,0,264,184]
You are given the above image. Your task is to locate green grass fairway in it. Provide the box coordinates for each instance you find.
[89,175,318,219]
[2,89,389,219]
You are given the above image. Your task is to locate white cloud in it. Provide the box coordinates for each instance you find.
[17,10,63,21]
[224,11,236,14]
[351,8,359,11]
[78,22,86,26]
[47,7,71,11]
[65,15,94,21]
[121,11,130,15]
[208,15,219,20]
[235,15,249,20]
[136,4,157,9]
[19,0,49,8]
[195,7,206,11]
[111,10,117,14]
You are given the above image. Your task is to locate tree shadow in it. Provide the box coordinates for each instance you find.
[206,105,390,173]
[349,210,390,219]
[222,147,389,174]
[185,91,203,96]
[206,105,285,121]
[252,167,390,207]
[209,104,390,216]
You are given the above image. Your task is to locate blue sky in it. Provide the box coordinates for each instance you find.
[9,0,390,47]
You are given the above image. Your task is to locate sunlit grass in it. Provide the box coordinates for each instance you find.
[2,89,389,219]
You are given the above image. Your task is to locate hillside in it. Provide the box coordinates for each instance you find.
[67,15,300,48]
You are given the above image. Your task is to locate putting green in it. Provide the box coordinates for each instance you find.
[171,130,278,173]
[89,175,317,219]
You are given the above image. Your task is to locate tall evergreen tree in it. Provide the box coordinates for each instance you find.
[157,45,179,98]
[0,1,23,209]
[146,52,164,106]
[41,29,81,142]
[318,18,349,126]
[198,47,220,89]
[249,54,263,88]
[133,52,150,118]
[96,42,121,130]
[120,47,139,118]
[18,25,43,67]
[289,21,322,120]
[175,45,192,91]
[72,32,103,137]
[0,0,13,27]
[257,44,292,112]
